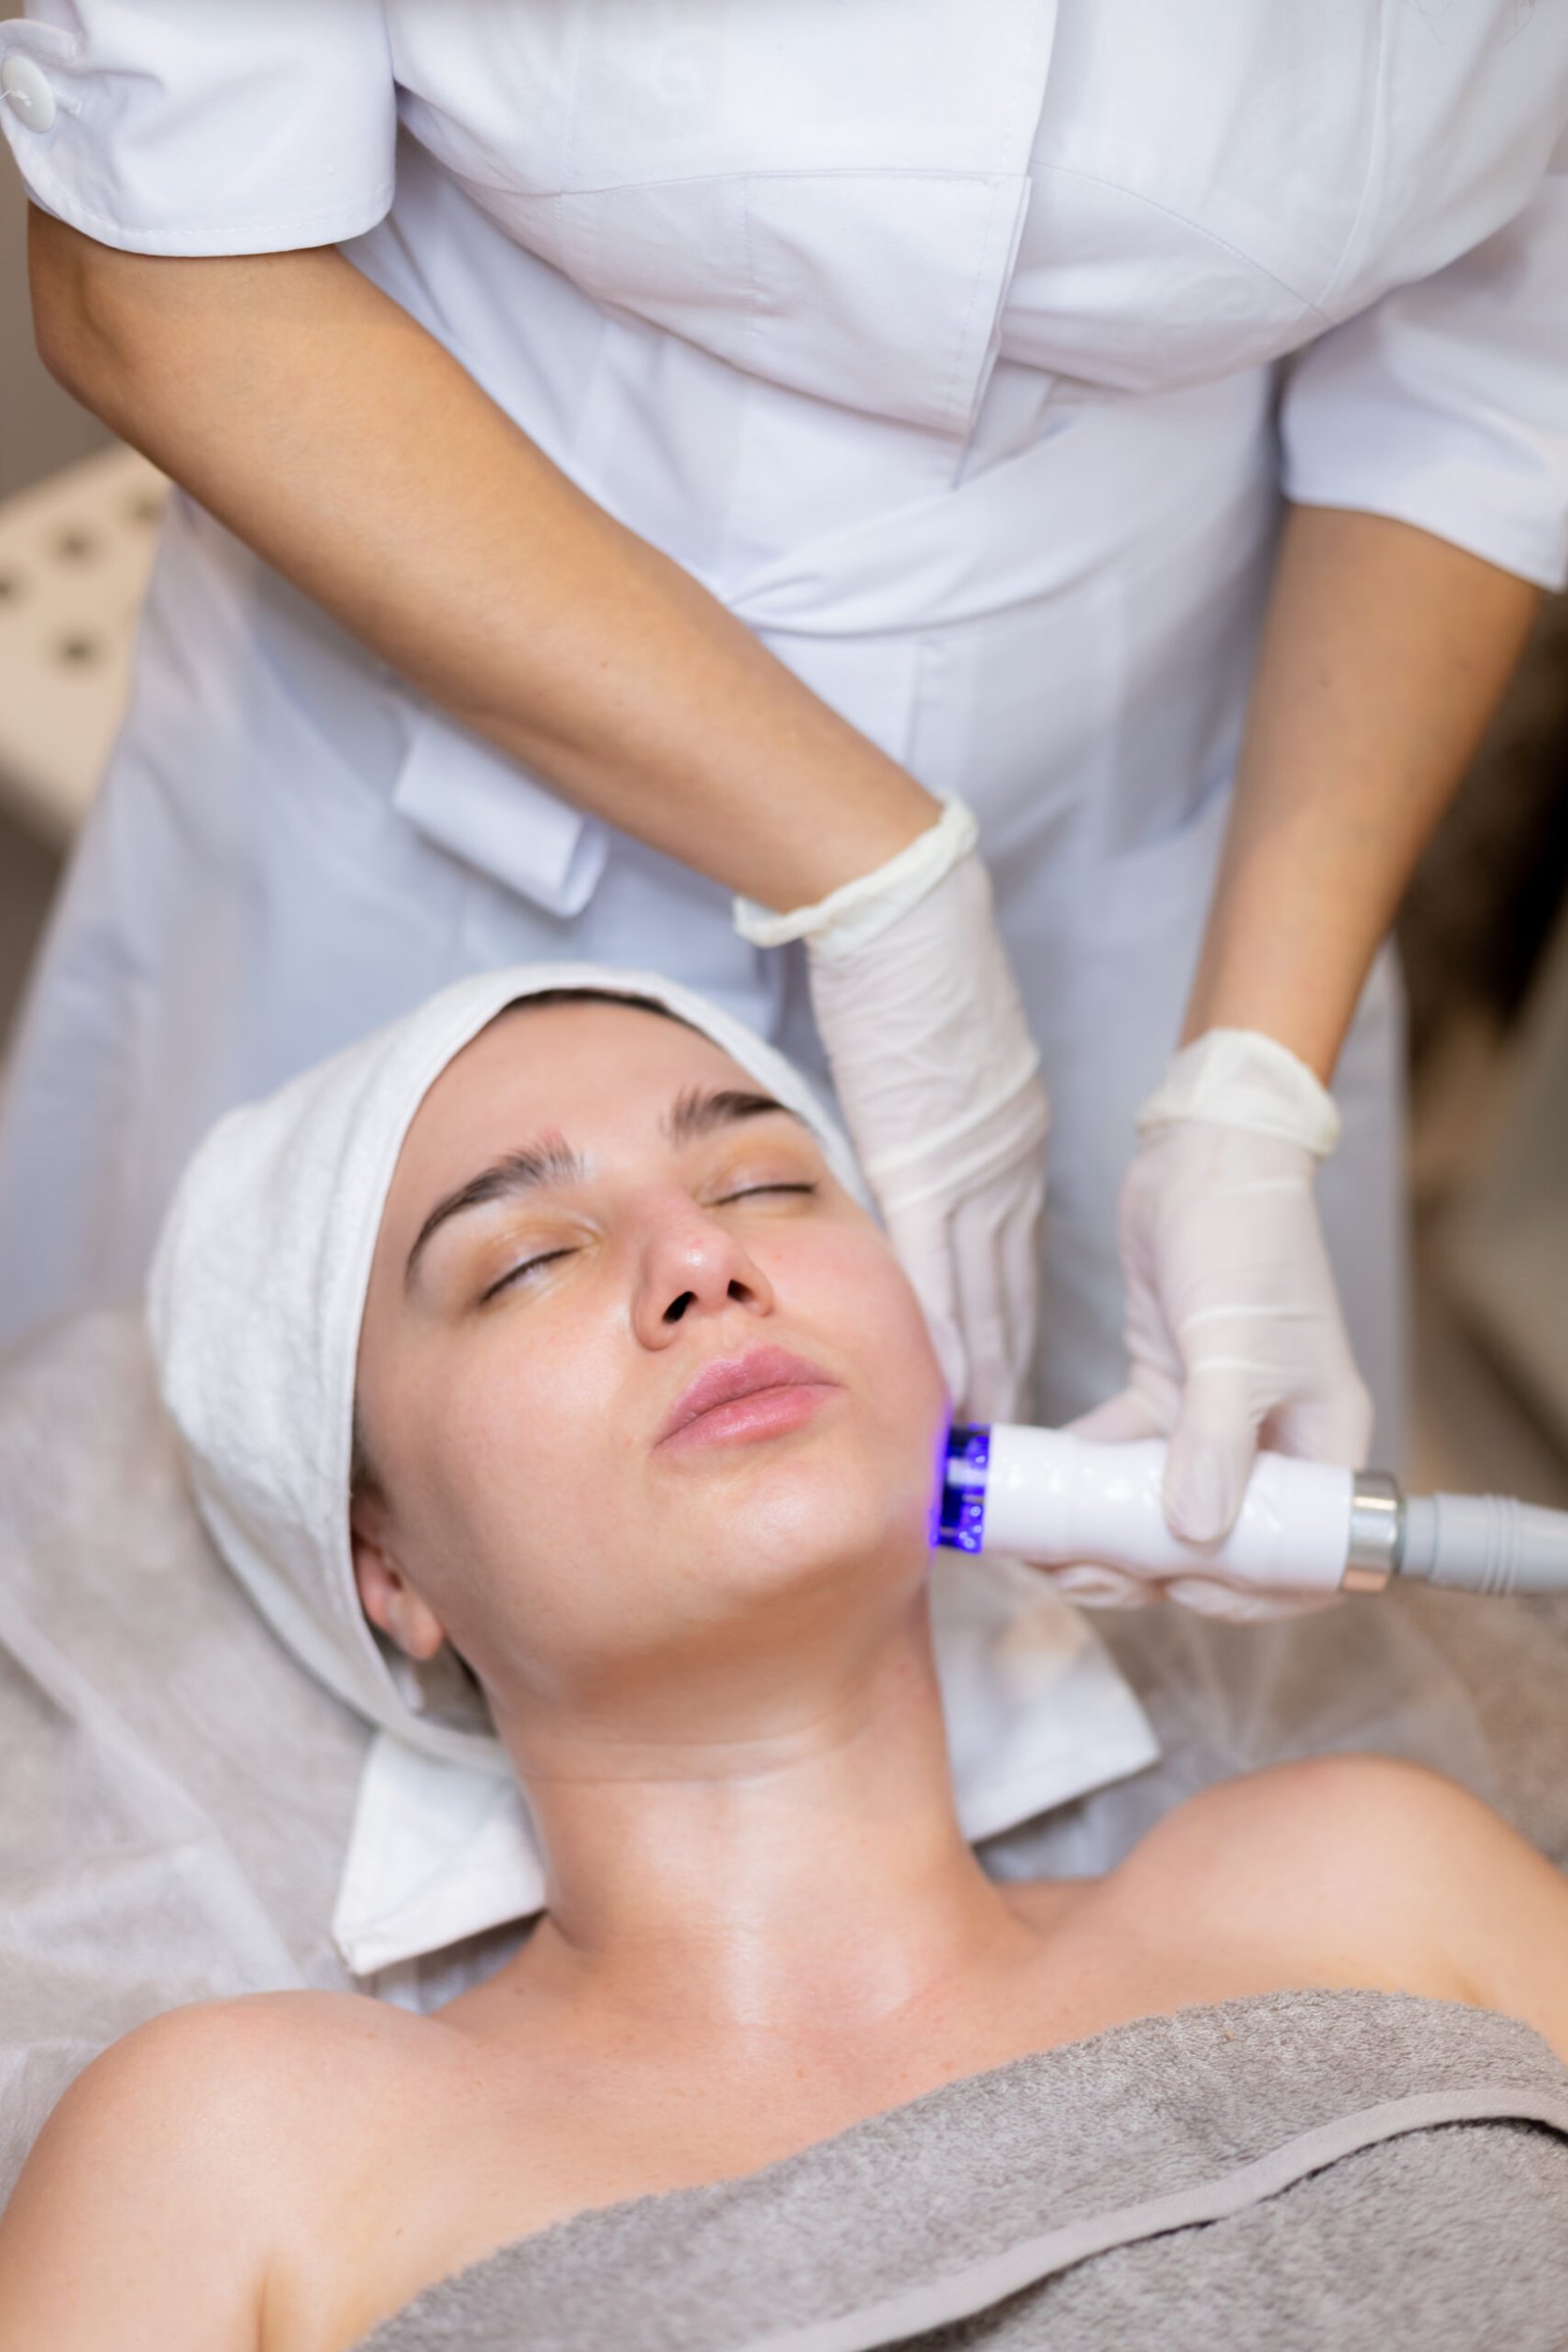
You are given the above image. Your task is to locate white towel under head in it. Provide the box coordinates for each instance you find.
[147,962,1156,1976]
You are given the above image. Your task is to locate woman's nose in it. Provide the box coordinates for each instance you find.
[631,1197,774,1348]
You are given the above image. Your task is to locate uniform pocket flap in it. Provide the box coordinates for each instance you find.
[391,707,607,918]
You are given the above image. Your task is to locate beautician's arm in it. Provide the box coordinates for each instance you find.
[27,213,936,909]
[1183,504,1540,1076]
[31,214,1055,1418]
[1079,504,1542,1557]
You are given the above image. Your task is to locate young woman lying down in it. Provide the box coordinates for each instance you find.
[2,971,1566,2352]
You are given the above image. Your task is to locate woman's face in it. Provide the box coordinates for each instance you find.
[353,1001,949,1718]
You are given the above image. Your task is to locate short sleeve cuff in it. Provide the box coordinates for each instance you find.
[1282,158,1568,596]
[1283,444,1568,594]
[0,3,397,257]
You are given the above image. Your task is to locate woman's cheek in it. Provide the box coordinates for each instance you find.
[458,1314,617,1520]
[810,1228,946,1393]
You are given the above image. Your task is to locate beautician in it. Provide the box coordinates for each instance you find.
[0,3,1563,1571]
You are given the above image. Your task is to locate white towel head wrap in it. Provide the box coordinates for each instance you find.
[148,962,1156,1972]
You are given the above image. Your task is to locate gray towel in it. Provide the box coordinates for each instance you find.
[357,1989,1568,2352]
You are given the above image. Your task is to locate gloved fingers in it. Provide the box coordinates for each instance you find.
[1061,1392,1346,1617]
[1162,1574,1341,1623]
[1115,1058,1376,1556]
[857,1074,1049,1214]
[796,837,1052,1426]
[881,1200,968,1409]
[947,1168,1045,1422]
[1161,1361,1265,1546]
[1039,1561,1164,1609]
[1269,1374,1376,1471]
[1064,1387,1169,1446]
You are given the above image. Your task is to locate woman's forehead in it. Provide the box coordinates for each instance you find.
[388,1000,773,1215]
[463,997,750,1114]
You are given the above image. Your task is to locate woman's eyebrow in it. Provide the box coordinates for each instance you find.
[405,1139,586,1288]
[663,1086,800,1144]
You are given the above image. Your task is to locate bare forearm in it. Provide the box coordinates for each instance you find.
[1183,504,1540,1078]
[29,214,935,907]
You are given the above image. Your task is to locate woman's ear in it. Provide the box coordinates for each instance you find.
[351,1511,450,1664]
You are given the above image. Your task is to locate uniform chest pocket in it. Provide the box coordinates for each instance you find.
[390,0,1056,432]
[449,167,1034,435]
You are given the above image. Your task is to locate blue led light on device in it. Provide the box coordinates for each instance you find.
[937,1424,991,1553]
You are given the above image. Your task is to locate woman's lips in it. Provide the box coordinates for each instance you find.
[657,1346,840,1453]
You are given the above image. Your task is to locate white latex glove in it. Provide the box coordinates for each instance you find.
[1045,1029,1372,1621]
[736,803,1048,1419]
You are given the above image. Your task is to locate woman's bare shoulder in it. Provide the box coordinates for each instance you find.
[0,1990,441,2352]
[1126,1753,1514,1886]
[1111,1756,1568,2054]
[64,1985,439,2129]
[1113,1753,1488,1928]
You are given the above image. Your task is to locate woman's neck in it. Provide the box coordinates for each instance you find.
[493,1593,1030,2038]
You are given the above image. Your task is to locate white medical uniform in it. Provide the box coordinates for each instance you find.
[2,2,1566,1446]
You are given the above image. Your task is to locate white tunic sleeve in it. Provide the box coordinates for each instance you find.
[1281,130,1568,592]
[0,0,396,256]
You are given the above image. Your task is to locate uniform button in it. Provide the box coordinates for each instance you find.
[2,56,59,133]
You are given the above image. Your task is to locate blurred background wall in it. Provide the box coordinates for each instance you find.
[0,159,111,1040]
[2,139,1566,1503]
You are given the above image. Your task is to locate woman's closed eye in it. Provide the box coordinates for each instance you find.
[713,1180,819,1205]
[478,1246,577,1304]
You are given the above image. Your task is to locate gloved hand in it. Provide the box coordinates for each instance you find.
[1045,1028,1372,1621]
[736,802,1048,1419]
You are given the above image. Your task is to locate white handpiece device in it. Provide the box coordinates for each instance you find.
[935,1425,1568,1599]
